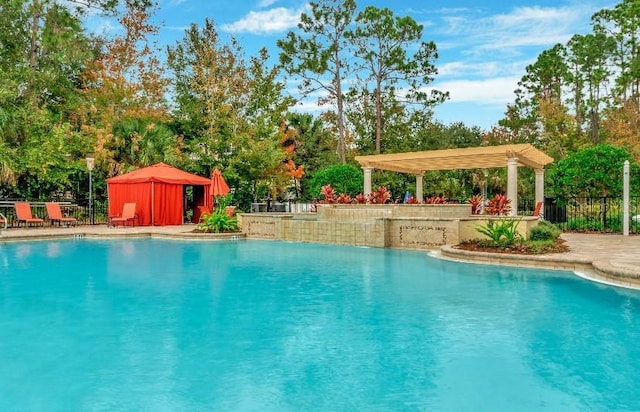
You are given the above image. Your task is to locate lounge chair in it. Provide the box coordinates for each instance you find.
[45,202,78,227]
[533,201,543,219]
[15,202,44,228]
[0,212,6,230]
[109,202,138,227]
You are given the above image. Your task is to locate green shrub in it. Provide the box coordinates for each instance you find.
[308,164,363,199]
[197,211,239,233]
[197,194,240,233]
[475,218,521,247]
[528,220,561,241]
[525,239,559,254]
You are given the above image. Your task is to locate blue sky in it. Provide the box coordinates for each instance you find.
[109,0,614,130]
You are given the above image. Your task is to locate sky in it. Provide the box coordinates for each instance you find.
[105,0,616,130]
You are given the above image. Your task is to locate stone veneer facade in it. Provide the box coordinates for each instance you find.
[239,204,539,250]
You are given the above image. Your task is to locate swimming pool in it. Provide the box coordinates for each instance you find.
[1,238,639,410]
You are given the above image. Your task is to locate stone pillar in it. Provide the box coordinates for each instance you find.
[507,157,518,216]
[535,169,544,206]
[363,167,373,196]
[416,174,424,203]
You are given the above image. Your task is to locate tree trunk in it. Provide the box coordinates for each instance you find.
[335,54,346,164]
[375,76,382,153]
[29,0,42,69]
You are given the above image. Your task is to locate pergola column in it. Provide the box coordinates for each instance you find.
[535,169,544,206]
[363,167,373,196]
[415,174,424,203]
[507,157,518,216]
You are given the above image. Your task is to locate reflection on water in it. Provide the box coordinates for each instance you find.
[14,243,31,259]
[120,241,135,257]
[46,242,61,258]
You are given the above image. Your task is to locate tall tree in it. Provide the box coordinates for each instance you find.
[81,0,170,176]
[345,87,414,154]
[285,112,338,200]
[592,0,640,150]
[234,48,296,205]
[501,44,568,148]
[565,33,614,144]
[348,6,447,153]
[592,0,640,106]
[167,19,248,176]
[277,0,356,164]
[0,0,99,197]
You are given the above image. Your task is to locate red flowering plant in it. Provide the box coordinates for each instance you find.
[336,193,352,204]
[485,194,512,216]
[468,195,484,215]
[368,186,392,204]
[406,196,419,204]
[354,193,367,204]
[318,184,336,204]
[425,195,447,204]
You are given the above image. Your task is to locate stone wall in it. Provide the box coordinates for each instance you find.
[385,218,460,249]
[240,214,278,239]
[238,207,539,250]
[316,204,471,220]
[458,217,539,242]
[279,216,385,247]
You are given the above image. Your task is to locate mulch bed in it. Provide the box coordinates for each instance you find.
[453,239,569,255]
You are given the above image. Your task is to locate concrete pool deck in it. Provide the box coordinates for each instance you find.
[1,224,639,289]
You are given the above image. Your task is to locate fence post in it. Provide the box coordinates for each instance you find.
[623,160,630,236]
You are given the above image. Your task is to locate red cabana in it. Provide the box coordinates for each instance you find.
[106,163,213,226]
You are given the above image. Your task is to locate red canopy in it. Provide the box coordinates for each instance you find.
[107,163,213,226]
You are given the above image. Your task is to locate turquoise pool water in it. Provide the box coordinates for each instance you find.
[1,238,639,411]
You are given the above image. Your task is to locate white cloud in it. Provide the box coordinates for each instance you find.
[221,6,307,34]
[438,61,502,78]
[437,59,533,80]
[426,2,606,115]
[493,5,574,26]
[432,77,521,105]
[481,6,584,49]
[435,4,599,53]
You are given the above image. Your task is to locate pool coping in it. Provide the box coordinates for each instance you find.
[438,245,640,291]
[0,229,245,243]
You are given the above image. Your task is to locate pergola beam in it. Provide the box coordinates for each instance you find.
[357,162,423,175]
[355,144,554,209]
[355,144,553,172]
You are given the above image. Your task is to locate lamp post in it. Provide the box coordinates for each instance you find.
[86,153,95,225]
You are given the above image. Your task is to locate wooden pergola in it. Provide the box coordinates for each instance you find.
[354,144,554,215]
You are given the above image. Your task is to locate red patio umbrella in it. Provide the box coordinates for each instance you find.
[211,168,230,202]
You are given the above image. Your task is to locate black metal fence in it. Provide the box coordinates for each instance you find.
[0,199,110,227]
[541,196,640,234]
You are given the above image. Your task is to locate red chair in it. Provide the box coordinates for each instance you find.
[533,201,543,218]
[109,203,139,227]
[15,202,44,228]
[45,202,78,227]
